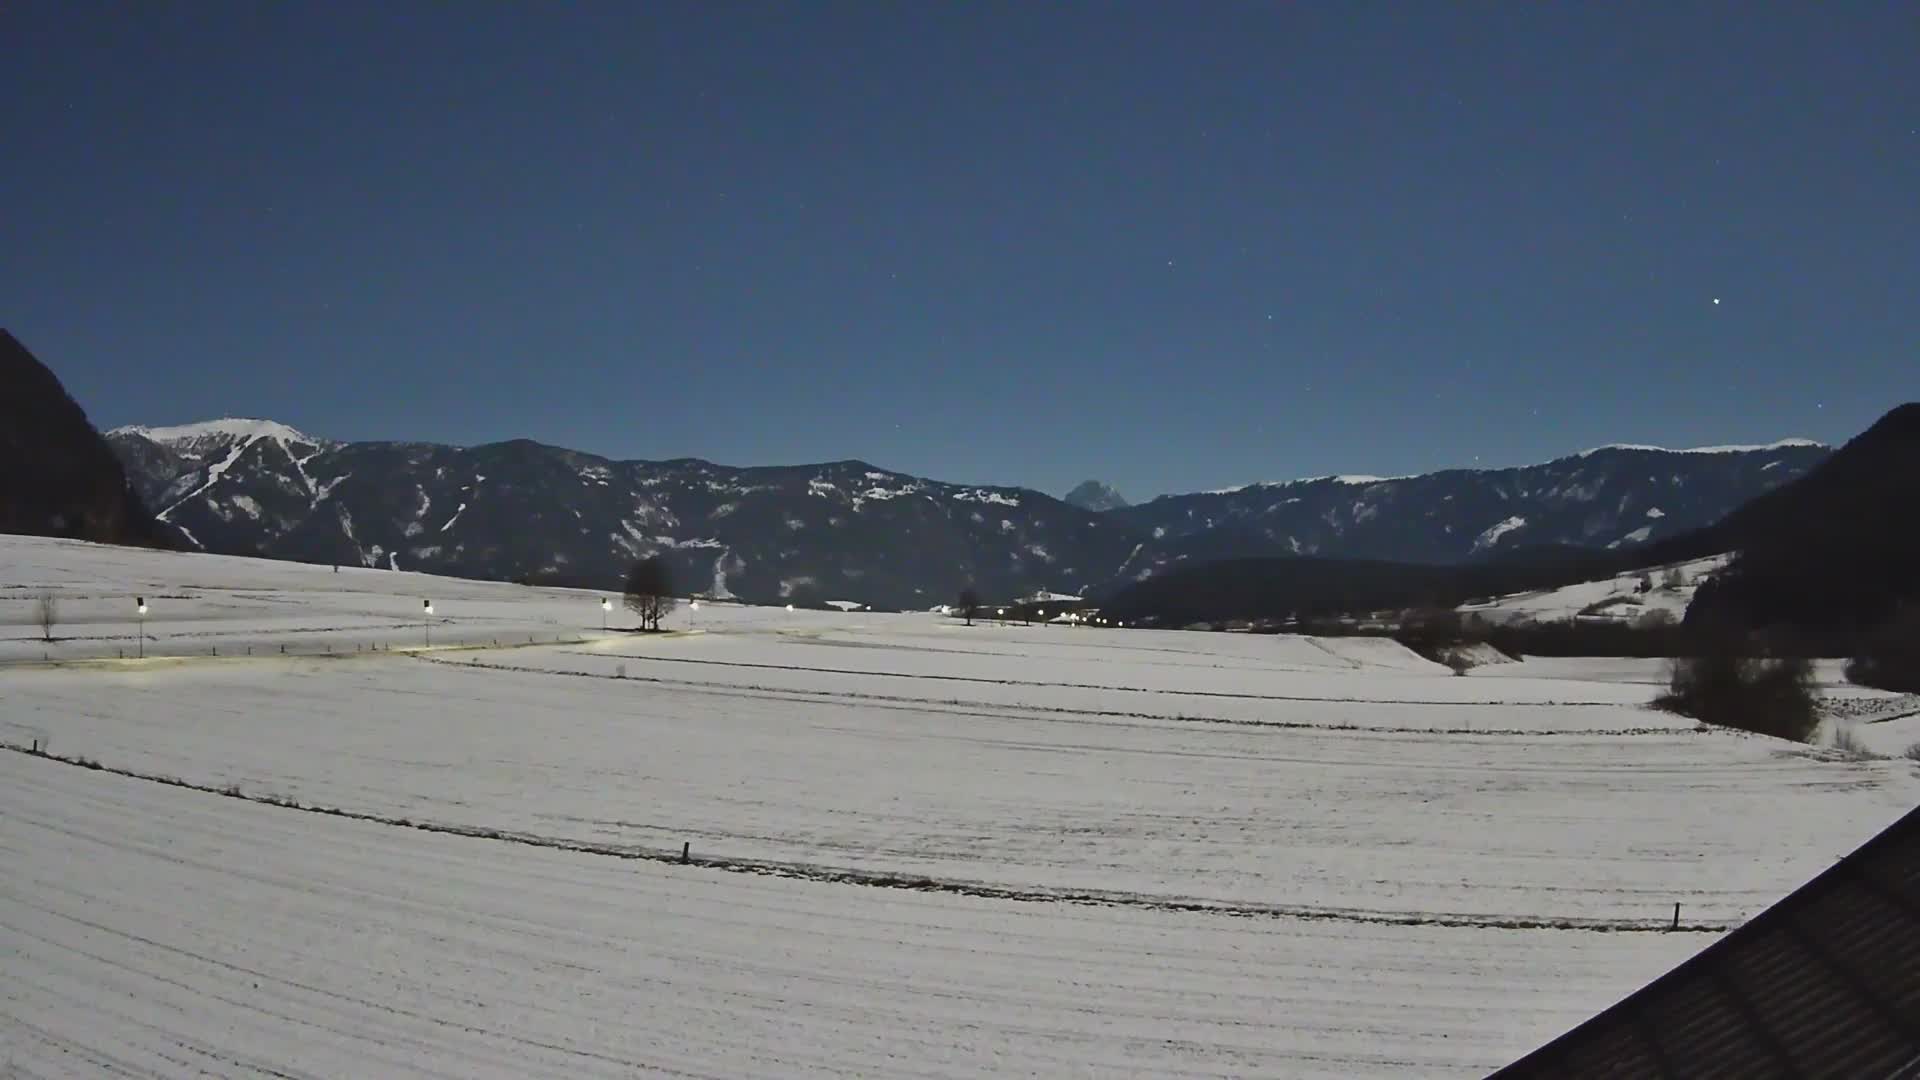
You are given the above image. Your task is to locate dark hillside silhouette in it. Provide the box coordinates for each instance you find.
[0,330,169,548]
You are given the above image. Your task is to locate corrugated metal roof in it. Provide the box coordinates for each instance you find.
[1494,802,1920,1079]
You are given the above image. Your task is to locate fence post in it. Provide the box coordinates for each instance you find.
[681,842,691,864]
[1672,902,1680,930]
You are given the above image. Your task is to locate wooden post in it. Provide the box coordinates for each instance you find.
[681,842,690,864]
[1672,902,1680,930]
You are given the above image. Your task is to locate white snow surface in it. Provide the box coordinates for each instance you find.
[1575,437,1823,457]
[1472,515,1528,552]
[111,416,324,447]
[3,534,1917,1076]
[1461,555,1729,625]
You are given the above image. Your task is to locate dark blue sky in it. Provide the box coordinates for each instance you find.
[7,2,1915,499]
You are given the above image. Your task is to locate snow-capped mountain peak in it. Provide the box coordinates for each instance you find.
[1573,437,1825,459]
[110,417,325,449]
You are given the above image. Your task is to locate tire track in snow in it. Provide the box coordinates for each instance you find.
[580,649,1627,707]
[423,652,1689,738]
[2,744,1731,934]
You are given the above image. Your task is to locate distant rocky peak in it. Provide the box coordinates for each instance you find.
[1064,480,1129,512]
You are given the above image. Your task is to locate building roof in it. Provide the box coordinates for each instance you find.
[1494,802,1920,1079]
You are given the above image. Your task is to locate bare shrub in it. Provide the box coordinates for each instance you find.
[1904,742,1920,762]
[1656,652,1819,743]
[1829,723,1881,760]
[35,592,57,642]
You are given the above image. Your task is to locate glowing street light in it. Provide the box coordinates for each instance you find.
[135,597,147,659]
[423,599,434,647]
[786,604,794,613]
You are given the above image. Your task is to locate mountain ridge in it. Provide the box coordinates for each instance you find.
[104,413,1827,608]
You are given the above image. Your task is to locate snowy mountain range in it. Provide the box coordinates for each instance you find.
[105,418,1829,608]
[1106,439,1829,573]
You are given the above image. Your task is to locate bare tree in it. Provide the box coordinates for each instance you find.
[957,586,981,627]
[35,592,57,642]
[623,556,677,632]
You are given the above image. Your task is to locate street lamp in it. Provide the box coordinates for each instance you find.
[136,597,147,659]
[600,596,610,632]
[423,599,434,647]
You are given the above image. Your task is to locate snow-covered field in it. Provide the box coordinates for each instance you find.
[4,535,1917,1076]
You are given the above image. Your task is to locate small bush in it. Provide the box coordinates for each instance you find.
[1656,652,1820,743]
[1904,742,1920,762]
[1829,724,1881,760]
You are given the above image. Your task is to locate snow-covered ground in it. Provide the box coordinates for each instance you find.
[4,534,1918,1076]
[0,535,806,662]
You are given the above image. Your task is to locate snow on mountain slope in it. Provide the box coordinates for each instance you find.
[1115,441,1826,572]
[110,417,325,449]
[1460,555,1729,625]
[104,416,1828,603]
[1575,437,1825,457]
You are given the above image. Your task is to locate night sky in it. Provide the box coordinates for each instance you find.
[7,2,1915,499]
